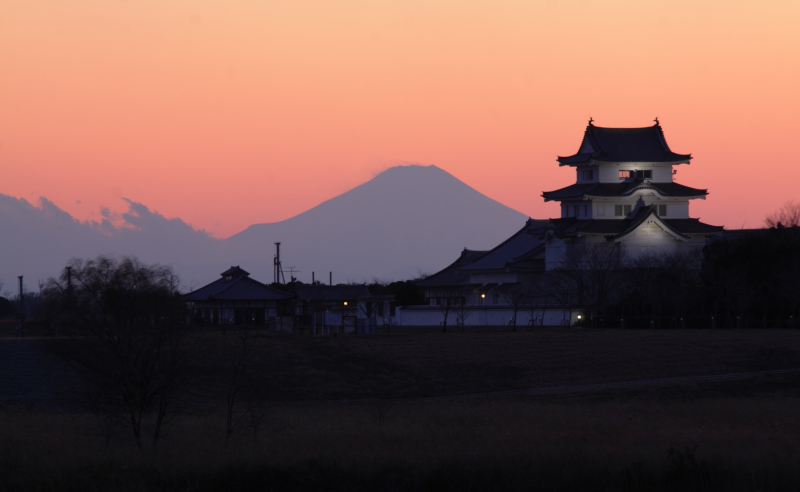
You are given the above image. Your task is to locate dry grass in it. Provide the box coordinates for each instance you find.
[2,395,800,491]
[4,329,800,490]
[193,329,800,401]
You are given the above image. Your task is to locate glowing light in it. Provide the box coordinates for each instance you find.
[481,294,486,298]
[343,301,348,306]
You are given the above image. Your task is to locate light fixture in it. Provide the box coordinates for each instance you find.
[481,294,485,298]
[577,315,582,319]
[343,301,348,306]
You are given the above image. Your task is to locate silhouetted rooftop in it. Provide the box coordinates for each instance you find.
[543,180,707,201]
[544,209,723,240]
[220,266,250,277]
[183,272,292,302]
[459,219,549,272]
[558,122,691,165]
[416,248,489,287]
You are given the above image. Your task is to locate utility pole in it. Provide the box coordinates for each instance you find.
[18,276,24,337]
[273,242,286,284]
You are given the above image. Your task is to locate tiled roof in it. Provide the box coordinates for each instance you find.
[507,258,545,271]
[183,275,293,302]
[416,248,489,287]
[543,180,707,201]
[663,218,725,234]
[558,123,691,165]
[459,219,549,272]
[293,284,371,302]
[506,244,546,271]
[617,206,655,238]
[220,266,250,277]
[541,211,722,239]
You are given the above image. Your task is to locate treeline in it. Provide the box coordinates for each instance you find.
[34,257,284,449]
[606,228,800,327]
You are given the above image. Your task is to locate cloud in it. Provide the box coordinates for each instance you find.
[0,194,223,290]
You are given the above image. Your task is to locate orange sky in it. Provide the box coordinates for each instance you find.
[1,0,798,237]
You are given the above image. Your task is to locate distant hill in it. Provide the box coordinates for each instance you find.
[0,195,223,293]
[0,165,528,289]
[226,165,528,282]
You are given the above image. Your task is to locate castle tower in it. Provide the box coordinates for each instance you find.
[539,120,723,269]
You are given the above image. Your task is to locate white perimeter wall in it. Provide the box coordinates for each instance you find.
[396,307,578,327]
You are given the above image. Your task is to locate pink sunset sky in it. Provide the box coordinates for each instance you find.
[1,0,798,238]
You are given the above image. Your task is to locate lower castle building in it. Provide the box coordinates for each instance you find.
[397,120,723,327]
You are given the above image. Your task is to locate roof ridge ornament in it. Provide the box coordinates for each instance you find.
[654,116,659,125]
[588,117,594,126]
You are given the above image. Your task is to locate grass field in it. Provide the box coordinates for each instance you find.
[3,329,800,491]
[194,329,800,401]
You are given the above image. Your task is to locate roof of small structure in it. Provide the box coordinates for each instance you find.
[557,122,691,165]
[542,180,707,201]
[416,248,489,288]
[458,219,549,272]
[293,284,371,302]
[220,265,250,277]
[183,267,292,302]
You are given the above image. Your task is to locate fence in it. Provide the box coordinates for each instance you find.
[580,314,798,330]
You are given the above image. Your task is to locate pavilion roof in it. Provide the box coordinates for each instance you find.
[219,265,250,277]
[542,180,707,201]
[183,274,293,302]
[557,122,691,165]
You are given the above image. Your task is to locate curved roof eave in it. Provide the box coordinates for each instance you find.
[613,212,688,243]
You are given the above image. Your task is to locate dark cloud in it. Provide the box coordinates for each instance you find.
[0,195,224,290]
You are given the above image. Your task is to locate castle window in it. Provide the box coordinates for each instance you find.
[658,204,667,216]
[615,204,632,217]
[581,170,594,181]
[619,170,652,179]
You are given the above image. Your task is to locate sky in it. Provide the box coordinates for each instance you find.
[1,0,798,238]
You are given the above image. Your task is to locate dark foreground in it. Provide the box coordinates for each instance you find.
[2,329,800,491]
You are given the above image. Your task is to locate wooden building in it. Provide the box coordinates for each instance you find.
[183,266,293,325]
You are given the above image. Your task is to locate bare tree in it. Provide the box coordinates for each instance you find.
[522,281,544,328]
[438,297,457,333]
[43,256,191,448]
[454,297,475,331]
[765,201,800,228]
[527,242,625,323]
[218,325,265,447]
[501,286,528,332]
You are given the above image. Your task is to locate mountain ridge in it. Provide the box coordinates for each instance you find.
[0,165,530,288]
[226,164,528,281]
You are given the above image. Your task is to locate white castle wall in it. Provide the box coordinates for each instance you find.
[395,306,578,327]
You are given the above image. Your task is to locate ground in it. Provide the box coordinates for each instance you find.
[2,328,800,491]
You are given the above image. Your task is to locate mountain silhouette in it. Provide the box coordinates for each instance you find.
[226,165,527,282]
[0,165,527,290]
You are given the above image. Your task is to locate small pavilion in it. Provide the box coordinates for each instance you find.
[183,266,293,325]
